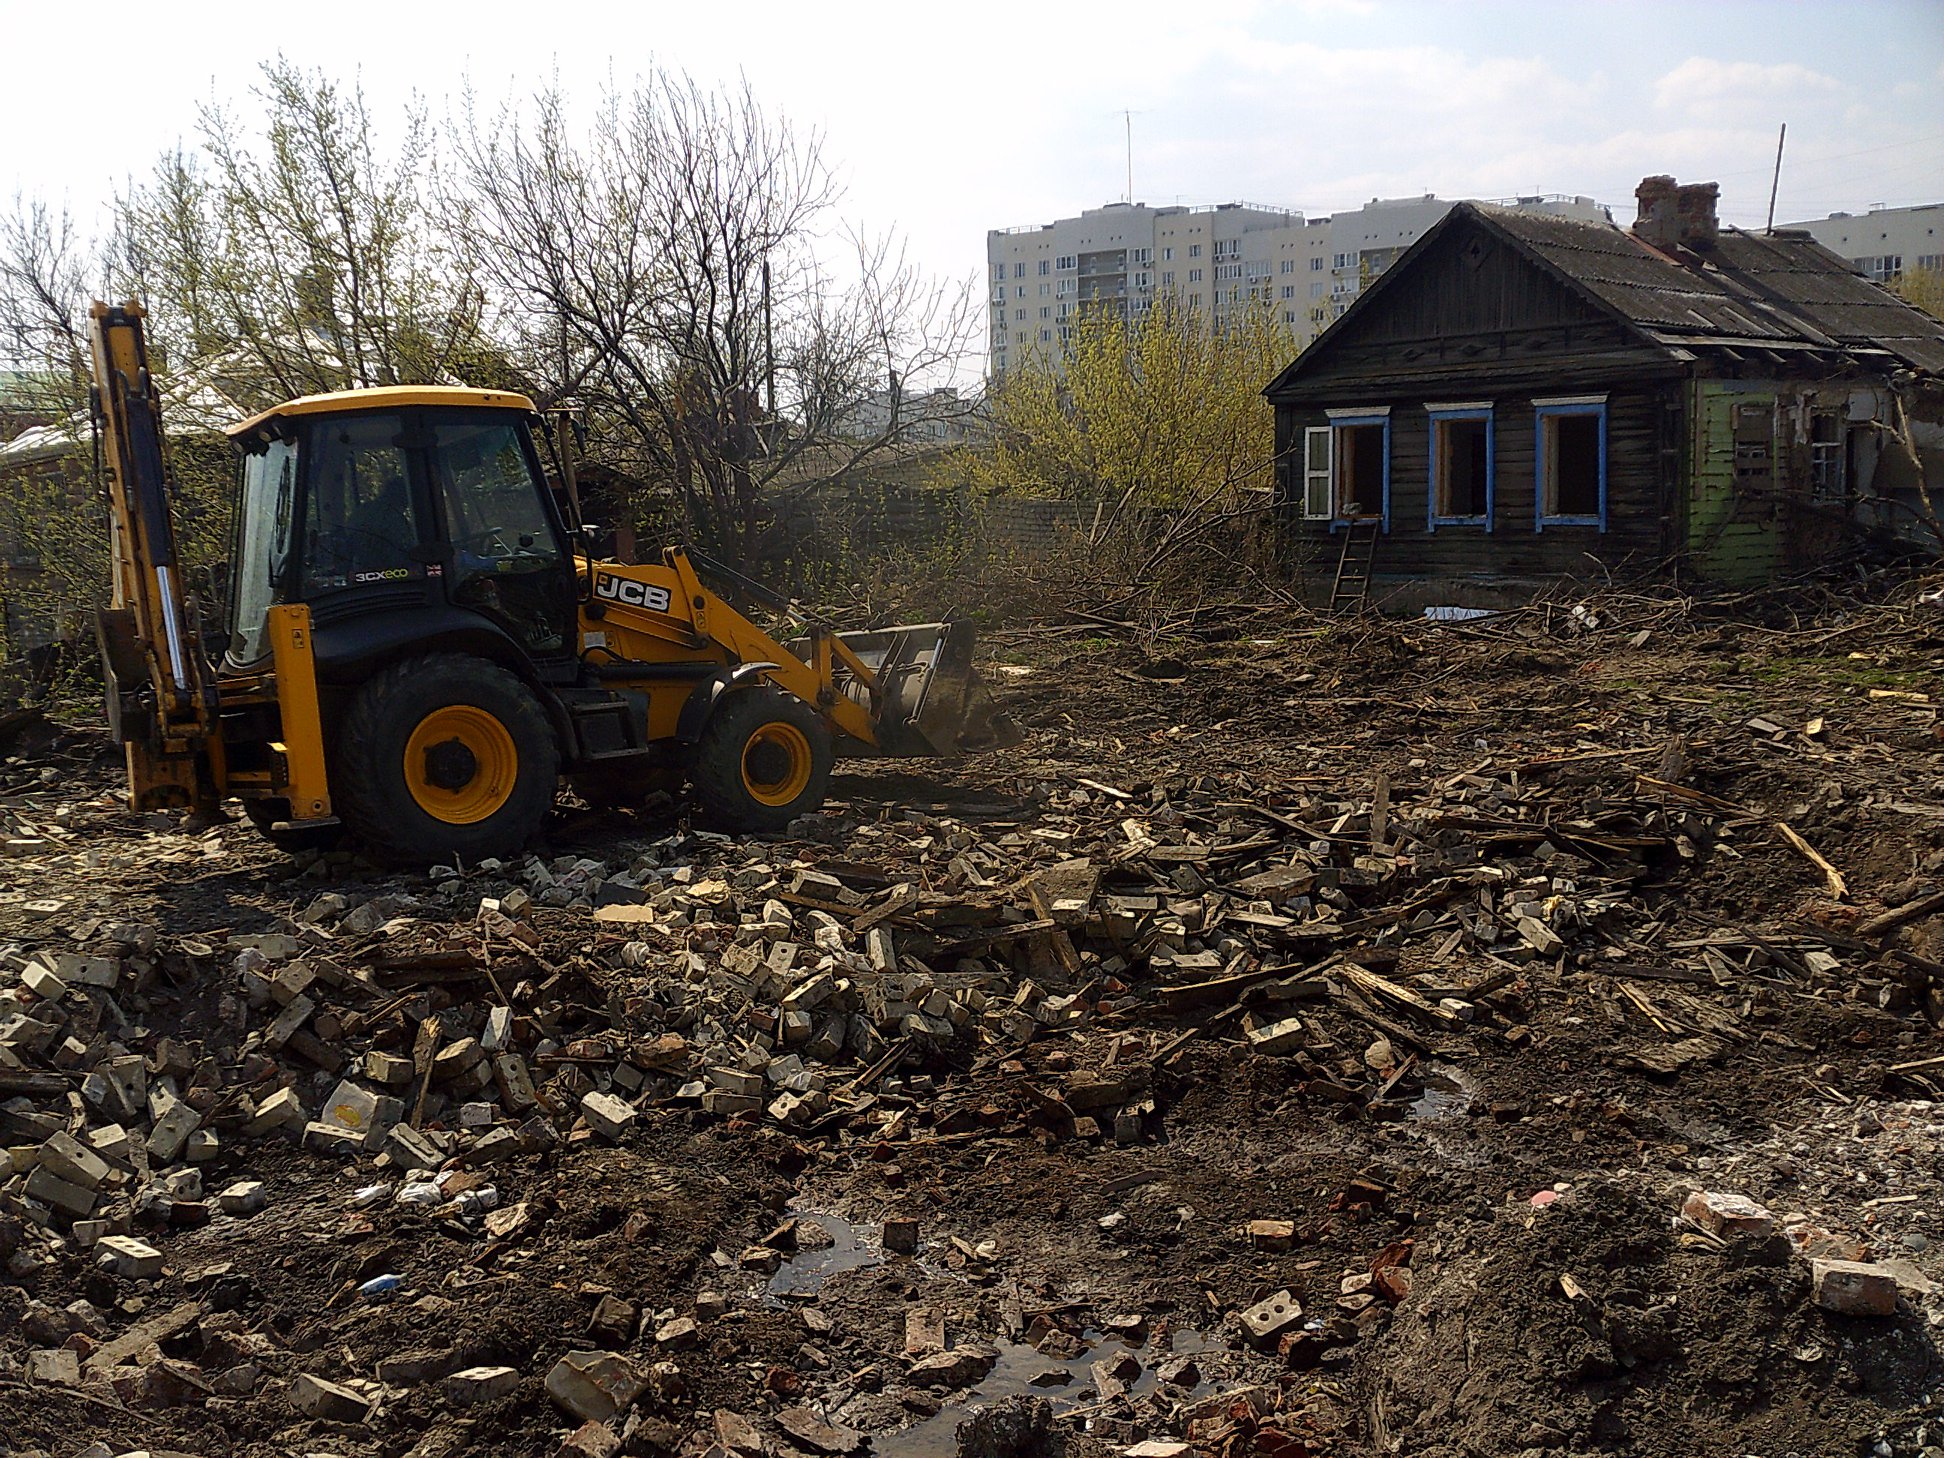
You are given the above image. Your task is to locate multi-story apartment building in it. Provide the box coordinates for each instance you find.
[986,193,1610,374]
[1777,202,1944,284]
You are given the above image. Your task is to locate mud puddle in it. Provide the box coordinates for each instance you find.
[876,1330,1214,1458]
[1409,1062,1479,1120]
[769,1211,886,1297]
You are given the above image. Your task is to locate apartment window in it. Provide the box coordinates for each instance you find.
[1918,253,1943,272]
[1282,286,1295,300]
[1535,396,1607,529]
[1214,238,1239,258]
[1188,243,1202,258]
[1427,403,1493,530]
[1059,302,1072,318]
[1858,254,1903,282]
[1134,271,1151,289]
[1161,271,1174,287]
[1039,259,1051,276]
[1280,259,1295,274]
[1310,306,1326,324]
[991,263,1006,282]
[1306,409,1390,526]
[1056,254,1076,270]
[1015,308,1026,321]
[1016,286,1025,298]
[1163,246,1174,262]
[1014,263,1025,278]
[1040,328,1052,342]
[1057,279,1073,297]
[1132,247,1152,265]
[1039,282,1051,296]
[1188,268,1203,283]
[1332,252,1350,269]
[1284,310,1296,324]
[1216,263,1242,281]
[1039,306,1051,319]
[1310,256,1324,271]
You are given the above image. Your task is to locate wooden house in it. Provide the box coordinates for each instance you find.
[1264,177,1944,607]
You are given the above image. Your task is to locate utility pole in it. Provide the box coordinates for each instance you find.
[1765,123,1787,235]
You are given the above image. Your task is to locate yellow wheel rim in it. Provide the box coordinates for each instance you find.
[741,722,813,807]
[403,705,520,824]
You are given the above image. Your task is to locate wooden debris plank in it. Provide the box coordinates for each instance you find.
[1775,822,1847,899]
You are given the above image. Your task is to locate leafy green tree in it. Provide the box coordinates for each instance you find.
[969,290,1296,515]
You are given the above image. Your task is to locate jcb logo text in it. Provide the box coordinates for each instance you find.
[594,575,673,612]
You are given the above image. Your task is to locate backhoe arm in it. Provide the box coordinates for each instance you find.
[89,300,219,809]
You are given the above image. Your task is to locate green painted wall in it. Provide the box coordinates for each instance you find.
[1687,380,1780,585]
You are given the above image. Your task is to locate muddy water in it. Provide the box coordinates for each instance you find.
[1410,1061,1478,1120]
[875,1330,1214,1458]
[768,1212,886,1297]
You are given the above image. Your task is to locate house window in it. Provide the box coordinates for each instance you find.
[1810,410,1846,498]
[1534,396,1607,529]
[1312,408,1391,527]
[1302,427,1332,519]
[1427,403,1493,530]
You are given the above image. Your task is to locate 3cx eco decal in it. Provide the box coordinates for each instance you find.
[593,575,673,612]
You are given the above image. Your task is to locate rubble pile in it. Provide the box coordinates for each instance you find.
[0,584,1941,1457]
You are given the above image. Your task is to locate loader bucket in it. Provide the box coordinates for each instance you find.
[817,621,1018,758]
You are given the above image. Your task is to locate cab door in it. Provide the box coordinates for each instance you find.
[424,411,576,662]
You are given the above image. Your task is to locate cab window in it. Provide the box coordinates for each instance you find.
[301,413,419,596]
[230,437,297,662]
[433,417,567,653]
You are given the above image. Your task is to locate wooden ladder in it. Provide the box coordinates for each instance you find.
[1329,518,1381,613]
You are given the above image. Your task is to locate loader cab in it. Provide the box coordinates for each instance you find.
[225,388,576,676]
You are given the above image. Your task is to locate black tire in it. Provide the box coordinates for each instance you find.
[689,685,833,832]
[335,653,559,867]
[243,797,345,855]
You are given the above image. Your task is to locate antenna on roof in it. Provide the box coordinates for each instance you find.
[1765,123,1787,235]
[1124,110,1134,203]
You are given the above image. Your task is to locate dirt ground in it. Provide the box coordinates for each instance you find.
[2,579,1943,1458]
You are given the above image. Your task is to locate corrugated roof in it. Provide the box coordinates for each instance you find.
[1477,204,1944,372]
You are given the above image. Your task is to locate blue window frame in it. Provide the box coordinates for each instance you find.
[1427,402,1494,531]
[1323,407,1390,531]
[1535,396,1607,530]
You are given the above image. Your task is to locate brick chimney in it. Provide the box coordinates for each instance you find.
[1634,175,1720,252]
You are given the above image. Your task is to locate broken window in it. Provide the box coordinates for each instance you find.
[1429,406,1492,527]
[1810,410,1846,499]
[1536,399,1605,528]
[1334,418,1387,521]
[1301,415,1388,523]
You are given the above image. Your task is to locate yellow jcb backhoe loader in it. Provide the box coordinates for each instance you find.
[88,300,1010,865]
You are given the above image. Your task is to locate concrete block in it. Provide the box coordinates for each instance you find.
[444,1364,521,1404]
[146,1097,201,1165]
[95,1234,164,1278]
[245,1087,304,1135]
[580,1091,637,1141]
[38,1131,111,1190]
[385,1123,445,1172]
[25,1164,97,1217]
[1246,1017,1305,1056]
[290,1371,373,1421]
[218,1180,267,1215]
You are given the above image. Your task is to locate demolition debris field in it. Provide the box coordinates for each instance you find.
[2,580,1943,1458]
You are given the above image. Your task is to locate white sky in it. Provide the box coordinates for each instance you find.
[6,0,1942,311]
